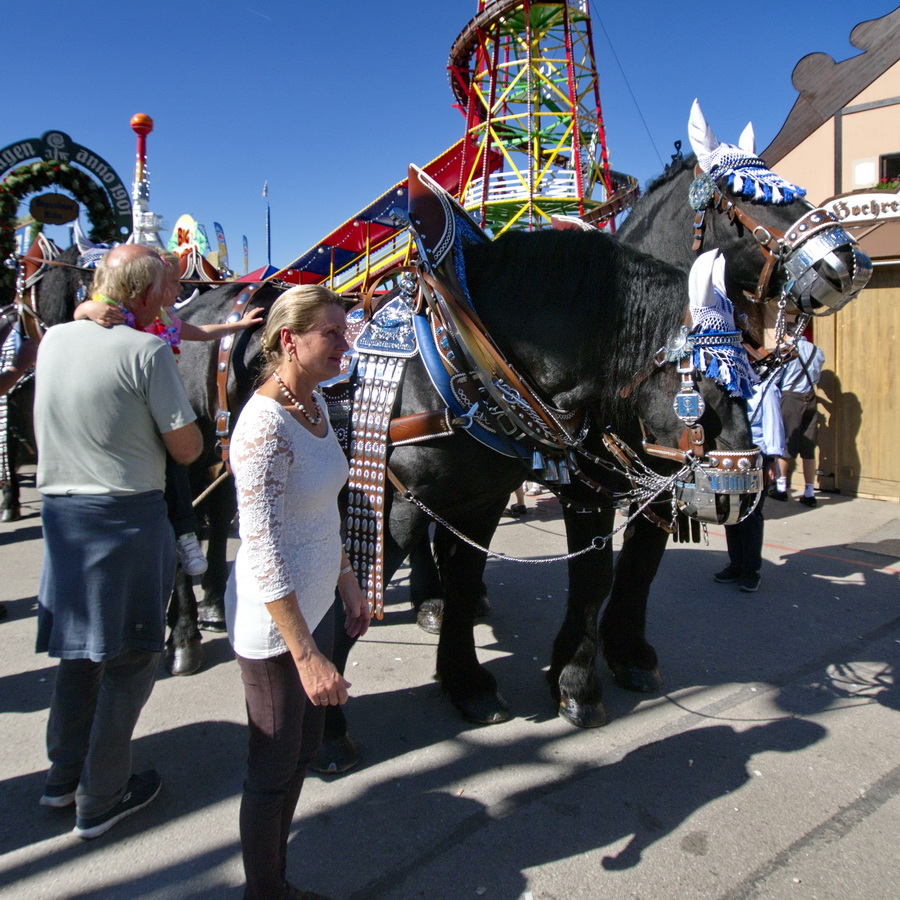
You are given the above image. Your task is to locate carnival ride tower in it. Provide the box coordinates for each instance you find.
[127,114,167,250]
[449,0,619,235]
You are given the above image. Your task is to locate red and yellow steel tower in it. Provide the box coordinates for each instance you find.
[449,0,619,235]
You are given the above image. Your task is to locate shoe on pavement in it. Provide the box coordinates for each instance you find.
[73,770,161,839]
[525,486,544,496]
[798,495,818,508]
[713,565,742,584]
[176,533,208,576]
[506,504,527,517]
[767,488,788,501]
[739,571,761,593]
[40,777,80,808]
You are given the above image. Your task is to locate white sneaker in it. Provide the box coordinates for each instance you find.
[176,533,208,576]
[525,484,544,496]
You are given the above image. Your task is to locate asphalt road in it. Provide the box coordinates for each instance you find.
[1,467,898,899]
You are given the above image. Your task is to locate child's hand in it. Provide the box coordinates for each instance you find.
[77,300,125,327]
[237,306,265,329]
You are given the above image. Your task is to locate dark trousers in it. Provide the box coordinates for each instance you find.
[46,648,159,818]
[724,485,768,575]
[165,454,197,538]
[237,608,334,900]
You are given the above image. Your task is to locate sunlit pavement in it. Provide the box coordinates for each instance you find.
[2,467,898,899]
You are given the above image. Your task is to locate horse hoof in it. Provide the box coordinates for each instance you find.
[609,664,663,693]
[167,642,204,676]
[310,734,361,775]
[558,697,607,728]
[416,599,443,635]
[454,692,511,725]
[0,507,20,523]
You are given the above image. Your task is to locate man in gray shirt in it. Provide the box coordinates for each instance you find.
[34,244,202,839]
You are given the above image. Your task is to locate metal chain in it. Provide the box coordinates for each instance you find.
[395,464,691,564]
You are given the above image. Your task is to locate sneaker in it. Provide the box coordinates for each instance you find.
[798,495,817,508]
[504,504,527,518]
[176,533,208,576]
[40,777,80,808]
[525,485,544,496]
[713,564,742,583]
[767,488,788,501]
[739,571,761,593]
[73,770,161,840]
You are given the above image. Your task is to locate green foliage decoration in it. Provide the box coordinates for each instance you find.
[0,161,117,299]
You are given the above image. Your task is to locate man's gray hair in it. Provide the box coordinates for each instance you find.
[92,246,167,311]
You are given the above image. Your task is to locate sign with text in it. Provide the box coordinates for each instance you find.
[30,193,80,225]
[823,188,900,226]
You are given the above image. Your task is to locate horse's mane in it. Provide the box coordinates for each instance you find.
[464,229,686,422]
[639,153,696,199]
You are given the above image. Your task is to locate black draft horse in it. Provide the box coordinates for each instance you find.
[370,228,755,728]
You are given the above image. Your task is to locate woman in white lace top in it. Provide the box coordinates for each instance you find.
[224,284,370,900]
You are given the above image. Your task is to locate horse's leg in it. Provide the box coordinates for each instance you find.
[434,519,509,724]
[0,435,20,523]
[414,526,490,635]
[547,506,614,728]
[197,475,234,632]
[411,527,445,634]
[600,513,666,692]
[166,568,204,676]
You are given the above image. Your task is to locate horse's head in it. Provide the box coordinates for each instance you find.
[688,100,871,316]
[629,250,761,525]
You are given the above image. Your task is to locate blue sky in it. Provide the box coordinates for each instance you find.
[5,1,895,272]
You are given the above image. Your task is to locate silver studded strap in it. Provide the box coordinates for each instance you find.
[345,352,407,619]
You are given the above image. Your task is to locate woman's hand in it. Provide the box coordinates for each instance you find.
[296,650,351,706]
[338,569,371,638]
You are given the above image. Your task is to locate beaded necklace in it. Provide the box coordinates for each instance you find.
[272,372,323,426]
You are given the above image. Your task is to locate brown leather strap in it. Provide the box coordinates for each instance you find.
[361,265,418,321]
[388,410,456,445]
[215,283,265,468]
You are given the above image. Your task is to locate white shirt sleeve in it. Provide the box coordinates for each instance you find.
[231,404,295,603]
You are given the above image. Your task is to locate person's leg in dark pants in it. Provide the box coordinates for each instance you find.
[46,658,104,789]
[75,648,160,819]
[238,609,332,900]
[165,454,198,539]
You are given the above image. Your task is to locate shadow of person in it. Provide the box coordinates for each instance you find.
[816,373,862,493]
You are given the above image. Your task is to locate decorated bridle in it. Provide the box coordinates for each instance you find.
[687,100,871,319]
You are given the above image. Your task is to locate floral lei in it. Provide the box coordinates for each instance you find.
[95,293,181,356]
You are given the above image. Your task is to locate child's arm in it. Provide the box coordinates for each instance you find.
[179,306,265,342]
[74,299,126,327]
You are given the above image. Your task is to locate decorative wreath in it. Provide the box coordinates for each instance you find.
[0,161,118,298]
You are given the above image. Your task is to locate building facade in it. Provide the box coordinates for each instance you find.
[762,7,900,501]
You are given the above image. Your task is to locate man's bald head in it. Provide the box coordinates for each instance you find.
[92,245,167,316]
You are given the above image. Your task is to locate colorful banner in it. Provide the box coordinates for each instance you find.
[243,235,249,274]
[213,221,229,270]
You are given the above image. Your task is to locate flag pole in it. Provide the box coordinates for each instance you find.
[263,181,271,268]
